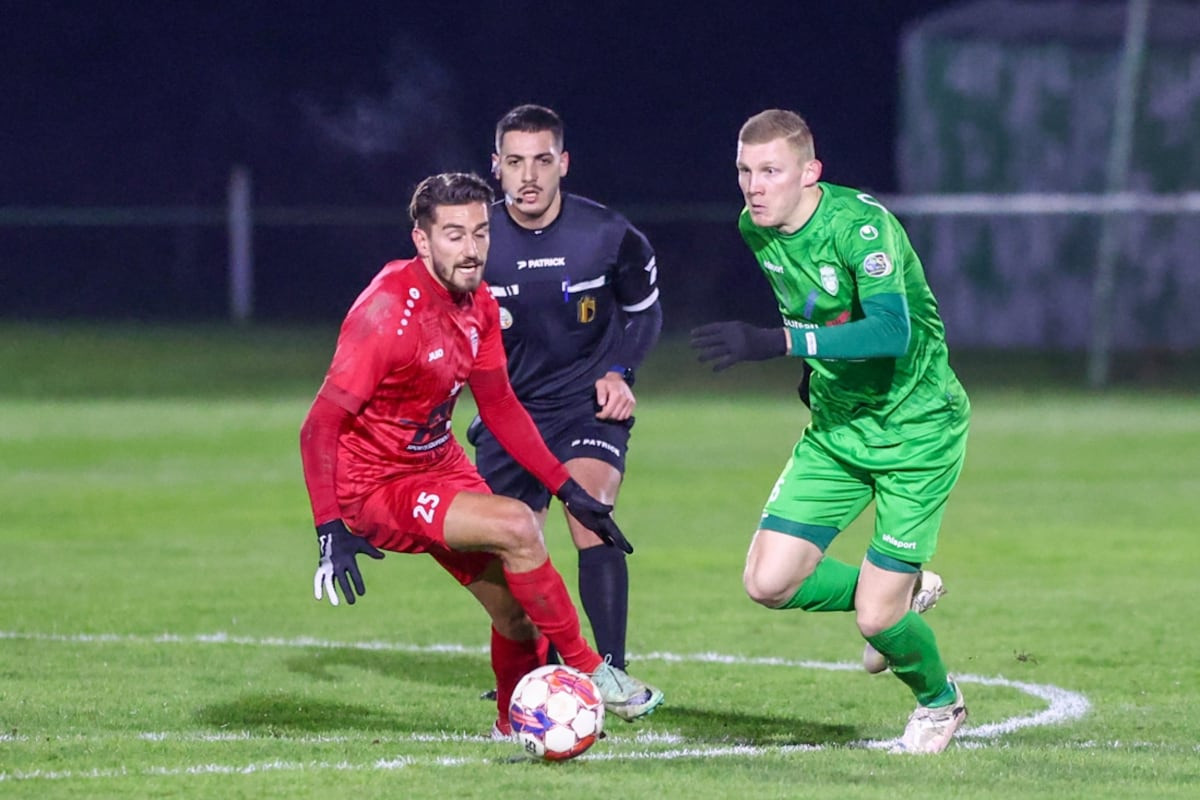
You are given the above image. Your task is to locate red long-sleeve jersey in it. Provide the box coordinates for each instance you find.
[300,257,568,525]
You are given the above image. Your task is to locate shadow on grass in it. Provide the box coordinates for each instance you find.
[196,695,406,733]
[194,648,861,744]
[196,649,494,733]
[283,647,491,690]
[643,704,859,747]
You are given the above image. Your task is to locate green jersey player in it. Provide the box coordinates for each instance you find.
[690,109,970,754]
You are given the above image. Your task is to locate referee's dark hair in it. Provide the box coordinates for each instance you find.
[495,104,565,152]
[409,172,494,232]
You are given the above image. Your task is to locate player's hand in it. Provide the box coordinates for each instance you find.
[690,321,787,372]
[556,478,634,554]
[594,372,635,420]
[313,520,385,606]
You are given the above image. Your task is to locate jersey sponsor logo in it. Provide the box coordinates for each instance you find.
[862,252,893,278]
[859,224,879,240]
[763,260,785,274]
[468,327,479,357]
[427,348,444,362]
[882,533,917,551]
[819,265,839,294]
[498,306,514,330]
[784,318,818,329]
[577,295,597,323]
[407,433,451,452]
[403,396,455,453]
[516,256,566,270]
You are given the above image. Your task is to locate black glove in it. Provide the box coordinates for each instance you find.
[556,478,634,554]
[313,520,385,606]
[690,321,786,372]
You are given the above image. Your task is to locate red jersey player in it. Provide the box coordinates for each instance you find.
[299,172,664,736]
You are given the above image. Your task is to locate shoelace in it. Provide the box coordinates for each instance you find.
[596,658,651,703]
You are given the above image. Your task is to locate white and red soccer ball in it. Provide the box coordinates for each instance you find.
[508,664,605,761]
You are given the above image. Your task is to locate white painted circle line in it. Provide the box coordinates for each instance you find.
[0,630,1091,745]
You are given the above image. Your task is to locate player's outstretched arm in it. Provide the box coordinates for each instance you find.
[300,392,384,607]
[690,321,786,372]
[313,519,385,606]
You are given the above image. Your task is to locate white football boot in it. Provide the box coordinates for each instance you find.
[890,678,967,754]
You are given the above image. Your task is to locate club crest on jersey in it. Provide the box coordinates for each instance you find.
[468,327,480,357]
[498,306,514,330]
[819,265,839,294]
[859,224,879,240]
[577,295,597,323]
[862,252,893,278]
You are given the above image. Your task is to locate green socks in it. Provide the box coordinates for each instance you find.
[777,556,859,611]
[775,560,954,708]
[867,611,954,707]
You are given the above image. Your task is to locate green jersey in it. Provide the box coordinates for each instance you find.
[738,181,968,444]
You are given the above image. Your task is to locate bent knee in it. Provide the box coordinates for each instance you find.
[743,569,799,609]
[855,608,898,638]
[490,500,544,552]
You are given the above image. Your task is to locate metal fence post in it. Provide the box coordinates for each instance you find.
[227,165,254,323]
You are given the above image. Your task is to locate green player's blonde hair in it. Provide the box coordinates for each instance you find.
[739,109,815,161]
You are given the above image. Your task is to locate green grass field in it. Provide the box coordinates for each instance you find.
[2,323,1198,799]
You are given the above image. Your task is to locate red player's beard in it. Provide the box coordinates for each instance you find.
[430,255,485,294]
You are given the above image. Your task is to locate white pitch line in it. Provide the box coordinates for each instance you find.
[0,629,1090,747]
[5,739,1197,784]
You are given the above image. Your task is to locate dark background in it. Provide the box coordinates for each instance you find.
[1,0,968,324]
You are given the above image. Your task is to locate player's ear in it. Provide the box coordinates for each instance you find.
[490,153,500,179]
[411,225,431,258]
[559,150,570,178]
[803,158,822,186]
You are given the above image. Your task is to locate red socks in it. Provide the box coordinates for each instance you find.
[490,627,547,730]
[504,558,603,674]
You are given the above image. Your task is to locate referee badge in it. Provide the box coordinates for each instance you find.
[499,306,514,330]
[577,295,597,323]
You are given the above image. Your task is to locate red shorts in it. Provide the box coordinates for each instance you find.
[342,446,496,586]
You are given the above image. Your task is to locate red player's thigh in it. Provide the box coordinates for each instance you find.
[348,463,496,587]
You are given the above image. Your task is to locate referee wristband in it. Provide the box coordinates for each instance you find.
[607,365,635,386]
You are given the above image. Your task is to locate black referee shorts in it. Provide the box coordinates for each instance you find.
[468,401,634,512]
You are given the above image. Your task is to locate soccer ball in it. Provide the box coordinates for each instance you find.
[508,664,605,761]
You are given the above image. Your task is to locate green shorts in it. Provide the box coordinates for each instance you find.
[760,413,969,565]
